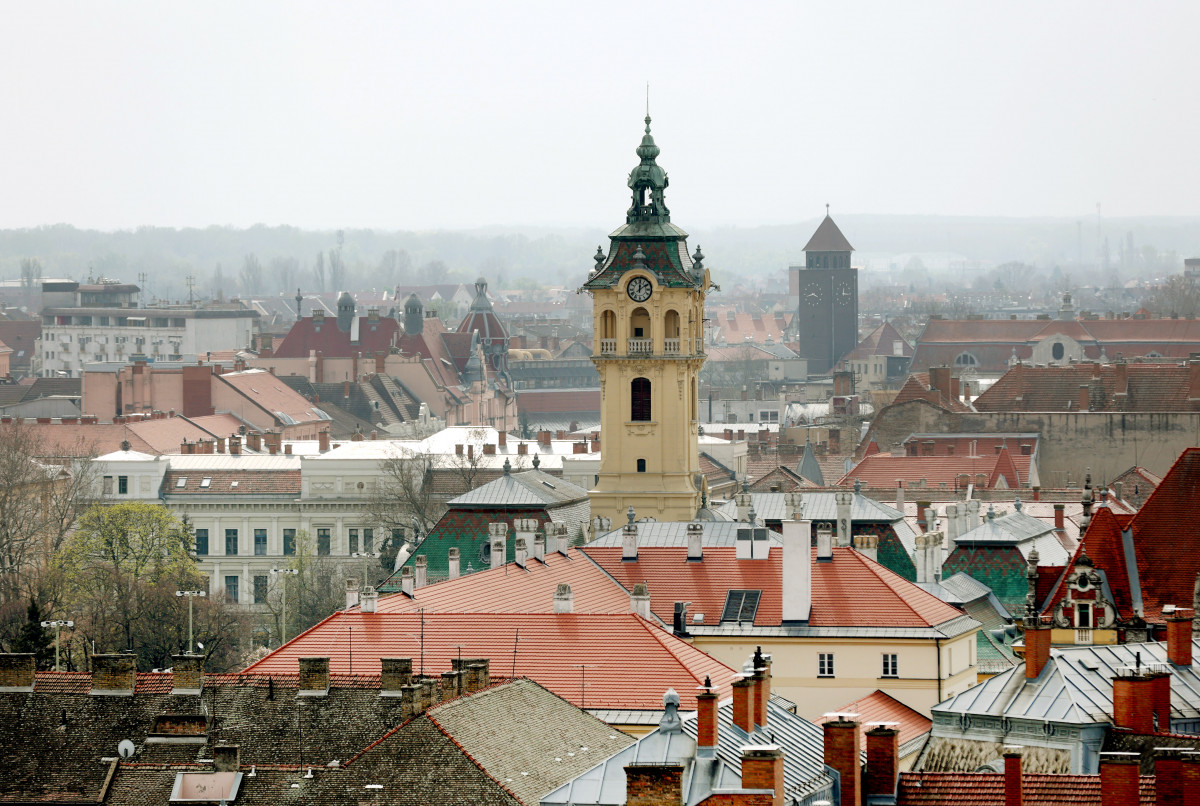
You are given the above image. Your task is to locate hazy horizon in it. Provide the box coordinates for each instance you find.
[5,1,1200,231]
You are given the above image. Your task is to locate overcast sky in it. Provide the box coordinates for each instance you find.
[3,1,1198,231]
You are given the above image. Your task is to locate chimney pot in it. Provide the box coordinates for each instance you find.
[447,547,461,580]
[554,582,574,614]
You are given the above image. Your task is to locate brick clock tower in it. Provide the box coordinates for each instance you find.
[793,211,858,374]
[581,116,712,523]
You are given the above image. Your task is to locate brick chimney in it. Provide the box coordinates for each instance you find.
[823,716,862,806]
[928,366,951,398]
[631,582,651,619]
[741,745,785,806]
[298,657,330,696]
[497,431,506,447]
[213,744,240,772]
[752,646,770,729]
[554,583,574,614]
[1167,607,1194,666]
[1003,751,1023,806]
[865,726,900,801]
[1183,751,1200,803]
[90,654,136,695]
[170,654,204,694]
[1154,748,1183,806]
[625,764,684,806]
[696,677,718,751]
[318,430,330,453]
[1190,360,1200,401]
[381,658,413,695]
[0,654,35,690]
[1099,753,1140,806]
[731,675,755,734]
[1078,384,1090,411]
[1113,670,1162,732]
[447,547,461,580]
[1025,619,1052,679]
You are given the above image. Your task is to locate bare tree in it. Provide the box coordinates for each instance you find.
[313,251,326,292]
[239,254,263,296]
[259,531,342,648]
[1142,276,1200,318]
[270,256,299,293]
[19,257,43,289]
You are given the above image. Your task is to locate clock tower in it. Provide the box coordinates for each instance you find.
[793,210,858,374]
[580,116,712,523]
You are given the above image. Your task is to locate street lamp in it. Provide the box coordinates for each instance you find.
[175,590,207,655]
[351,551,381,590]
[270,568,299,646]
[40,619,74,672]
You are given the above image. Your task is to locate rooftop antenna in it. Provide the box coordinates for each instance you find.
[185,274,196,306]
[646,81,650,117]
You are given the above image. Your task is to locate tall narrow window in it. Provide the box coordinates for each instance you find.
[282,529,296,556]
[253,575,268,604]
[225,529,238,555]
[631,377,651,421]
[637,458,647,473]
[225,576,239,604]
[348,528,359,554]
[363,528,374,553]
[194,529,209,556]
[317,528,331,556]
[254,529,267,556]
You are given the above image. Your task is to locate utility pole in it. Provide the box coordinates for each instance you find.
[40,619,74,672]
[270,568,298,646]
[175,590,206,654]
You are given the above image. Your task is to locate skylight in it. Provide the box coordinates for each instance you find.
[200,478,211,488]
[230,481,238,488]
[721,590,762,624]
[176,477,187,488]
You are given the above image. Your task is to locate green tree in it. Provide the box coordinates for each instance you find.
[9,599,52,667]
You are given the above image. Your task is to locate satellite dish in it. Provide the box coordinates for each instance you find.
[196,642,204,651]
[118,739,135,759]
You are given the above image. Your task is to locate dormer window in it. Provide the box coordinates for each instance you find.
[721,590,761,624]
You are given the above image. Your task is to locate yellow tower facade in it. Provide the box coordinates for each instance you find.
[581,116,713,523]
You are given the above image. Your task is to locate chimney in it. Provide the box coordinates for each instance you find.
[414,555,428,589]
[533,533,545,563]
[625,764,684,806]
[213,745,240,772]
[631,582,651,618]
[400,566,414,596]
[686,522,703,561]
[216,436,226,453]
[622,517,638,561]
[865,726,900,802]
[857,533,879,562]
[513,518,538,560]
[246,432,261,452]
[360,586,378,613]
[823,716,862,806]
[482,443,496,455]
[380,658,413,695]
[966,499,980,532]
[1113,669,1161,732]
[447,547,461,580]
[284,444,292,454]
[752,646,770,729]
[731,675,755,734]
[896,479,905,511]
[0,654,35,691]
[1190,359,1200,400]
[318,430,330,453]
[554,582,574,614]
[914,533,930,585]
[816,524,833,562]
[740,745,785,806]
[514,537,528,568]
[1155,748,1183,806]
[782,517,812,622]
[1025,619,1051,679]
[548,522,568,556]
[928,365,951,396]
[90,654,136,695]
[345,578,360,610]
[497,430,507,447]
[1098,753,1140,806]
[489,523,508,569]
[297,657,329,696]
[1002,751,1023,806]
[834,490,853,546]
[1168,607,1194,666]
[517,442,528,455]
[945,502,959,550]
[696,677,718,750]
[1078,384,1090,411]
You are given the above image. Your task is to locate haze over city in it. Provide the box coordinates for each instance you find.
[5,0,1200,231]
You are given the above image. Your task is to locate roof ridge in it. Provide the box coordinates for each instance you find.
[848,548,950,626]
[426,710,525,804]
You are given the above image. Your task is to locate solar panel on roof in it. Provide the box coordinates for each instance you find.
[721,590,761,623]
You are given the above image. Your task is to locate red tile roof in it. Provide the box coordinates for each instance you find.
[896,772,1155,805]
[707,309,793,344]
[838,451,1031,490]
[241,612,735,710]
[891,373,973,413]
[974,362,1200,412]
[218,369,331,425]
[272,315,402,358]
[163,470,302,496]
[516,389,601,414]
[18,419,214,457]
[815,690,931,753]
[839,321,914,362]
[374,549,636,616]
[582,546,964,629]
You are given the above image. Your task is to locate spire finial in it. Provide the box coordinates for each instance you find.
[826,203,830,216]
[646,81,650,120]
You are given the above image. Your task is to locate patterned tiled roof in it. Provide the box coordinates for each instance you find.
[582,545,965,629]
[896,772,1155,805]
[242,612,736,711]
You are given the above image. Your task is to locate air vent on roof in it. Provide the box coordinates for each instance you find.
[721,590,761,624]
[542,481,556,489]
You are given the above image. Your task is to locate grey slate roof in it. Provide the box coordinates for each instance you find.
[934,639,1200,726]
[450,469,590,508]
[747,491,904,524]
[796,442,825,486]
[590,521,782,548]
[955,510,1071,566]
[541,698,835,806]
[802,214,855,252]
[932,571,995,605]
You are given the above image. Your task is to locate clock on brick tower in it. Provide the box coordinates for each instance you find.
[791,211,859,374]
[580,115,713,524]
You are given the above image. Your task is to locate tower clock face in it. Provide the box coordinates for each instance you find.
[802,282,823,306]
[627,277,653,302]
[836,281,855,304]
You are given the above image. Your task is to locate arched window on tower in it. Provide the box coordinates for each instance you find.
[664,309,680,354]
[631,377,652,421]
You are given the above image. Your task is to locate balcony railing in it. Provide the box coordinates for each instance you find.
[1074,628,1093,645]
[664,337,681,354]
[627,338,653,355]
[600,338,617,355]
[695,337,705,354]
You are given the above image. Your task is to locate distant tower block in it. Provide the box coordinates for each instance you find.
[792,210,858,374]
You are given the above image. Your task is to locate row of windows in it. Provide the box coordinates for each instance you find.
[194,527,372,556]
[46,315,186,327]
[225,571,339,605]
[817,653,899,679]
